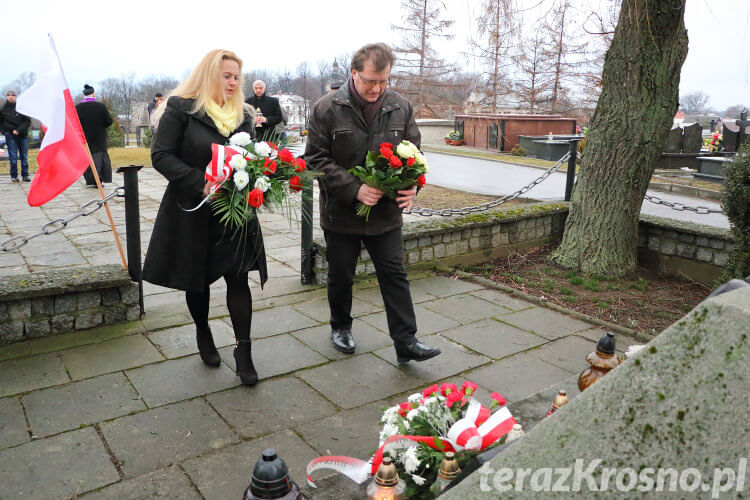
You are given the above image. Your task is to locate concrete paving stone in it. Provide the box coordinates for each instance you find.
[0,427,119,498]
[469,288,535,311]
[291,296,382,323]
[147,320,236,359]
[219,334,327,380]
[297,401,384,460]
[252,275,317,299]
[267,245,302,264]
[263,234,298,249]
[100,399,238,478]
[298,354,422,409]
[62,334,164,380]
[373,333,490,383]
[0,396,29,449]
[409,275,484,298]
[442,318,547,359]
[500,307,594,340]
[143,290,189,315]
[252,287,327,312]
[0,265,28,276]
[526,335,597,374]
[25,251,87,266]
[359,305,460,336]
[465,353,576,403]
[265,259,299,277]
[0,251,25,266]
[508,375,581,432]
[248,306,321,338]
[207,376,337,438]
[126,354,240,408]
[422,293,514,324]
[140,311,193,332]
[291,321,393,361]
[24,372,146,437]
[353,279,434,305]
[142,280,174,296]
[81,465,201,499]
[0,352,70,397]
[574,327,643,354]
[182,430,318,500]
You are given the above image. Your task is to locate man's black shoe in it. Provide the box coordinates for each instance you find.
[331,328,355,354]
[22,177,30,182]
[395,340,441,364]
[10,177,19,182]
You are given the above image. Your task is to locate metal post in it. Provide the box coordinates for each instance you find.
[564,140,579,202]
[300,177,315,285]
[116,164,144,316]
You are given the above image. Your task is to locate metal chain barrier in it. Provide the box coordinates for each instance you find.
[1,186,125,252]
[644,194,723,214]
[404,151,572,217]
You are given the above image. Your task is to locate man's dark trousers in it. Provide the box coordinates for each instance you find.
[324,228,416,344]
[5,134,28,179]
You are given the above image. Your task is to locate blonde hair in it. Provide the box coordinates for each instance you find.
[152,49,244,127]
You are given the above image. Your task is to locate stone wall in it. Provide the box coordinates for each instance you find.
[416,119,454,147]
[0,265,139,344]
[312,203,732,286]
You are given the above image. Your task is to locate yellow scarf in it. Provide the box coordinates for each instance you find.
[204,99,241,137]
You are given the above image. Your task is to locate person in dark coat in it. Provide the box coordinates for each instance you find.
[0,89,32,182]
[305,43,440,364]
[143,49,267,386]
[147,93,163,119]
[245,80,282,140]
[75,85,114,186]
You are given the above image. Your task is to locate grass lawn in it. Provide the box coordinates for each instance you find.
[414,184,526,210]
[422,144,561,170]
[0,147,152,175]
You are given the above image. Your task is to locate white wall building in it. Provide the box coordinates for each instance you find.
[275,93,309,127]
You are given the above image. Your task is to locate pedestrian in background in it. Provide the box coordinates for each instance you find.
[75,84,114,187]
[0,89,32,182]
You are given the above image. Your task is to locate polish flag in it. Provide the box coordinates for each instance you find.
[16,35,91,207]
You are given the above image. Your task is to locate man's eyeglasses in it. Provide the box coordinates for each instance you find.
[356,72,390,89]
[6,94,16,97]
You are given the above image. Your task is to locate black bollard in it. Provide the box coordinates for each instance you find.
[564,140,579,202]
[116,164,144,316]
[300,179,314,285]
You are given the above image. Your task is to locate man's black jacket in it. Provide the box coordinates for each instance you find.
[245,93,282,140]
[0,101,31,137]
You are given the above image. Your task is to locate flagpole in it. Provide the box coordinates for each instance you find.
[48,34,128,271]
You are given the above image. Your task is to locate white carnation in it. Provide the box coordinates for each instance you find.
[396,141,415,159]
[406,409,419,421]
[407,393,422,404]
[229,132,252,147]
[411,475,426,486]
[233,170,250,190]
[254,176,272,192]
[403,447,420,474]
[254,141,272,157]
[228,154,247,171]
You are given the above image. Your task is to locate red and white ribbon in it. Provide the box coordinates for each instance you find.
[306,400,516,488]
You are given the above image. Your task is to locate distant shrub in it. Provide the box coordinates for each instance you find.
[511,144,526,156]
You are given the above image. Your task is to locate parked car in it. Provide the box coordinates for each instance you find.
[0,146,7,161]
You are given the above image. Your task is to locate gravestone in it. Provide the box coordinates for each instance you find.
[664,126,682,153]
[681,122,702,153]
[723,122,739,152]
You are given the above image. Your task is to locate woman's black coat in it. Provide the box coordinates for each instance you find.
[142,96,267,293]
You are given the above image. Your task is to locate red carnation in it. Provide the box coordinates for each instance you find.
[380,142,393,149]
[247,188,264,208]
[380,147,393,159]
[440,383,458,396]
[491,392,506,407]
[422,384,439,398]
[445,391,464,408]
[268,142,278,150]
[461,381,478,396]
[293,157,306,172]
[417,174,427,187]
[289,175,303,192]
[277,148,294,163]
[263,158,277,176]
[389,155,402,168]
[406,157,416,167]
[398,401,413,417]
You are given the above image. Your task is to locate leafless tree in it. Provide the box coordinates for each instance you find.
[136,75,179,101]
[99,72,137,133]
[292,62,322,124]
[516,29,552,111]
[2,72,36,95]
[578,0,621,108]
[471,0,519,113]
[680,91,710,114]
[724,104,749,118]
[391,0,457,117]
[316,60,331,94]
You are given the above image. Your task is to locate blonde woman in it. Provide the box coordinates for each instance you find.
[143,49,266,386]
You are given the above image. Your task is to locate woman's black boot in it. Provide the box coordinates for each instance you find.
[233,339,258,386]
[196,324,221,367]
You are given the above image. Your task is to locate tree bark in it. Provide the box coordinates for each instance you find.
[549,0,688,276]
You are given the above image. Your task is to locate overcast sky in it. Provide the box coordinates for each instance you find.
[1,0,748,111]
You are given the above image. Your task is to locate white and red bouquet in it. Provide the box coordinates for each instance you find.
[202,132,315,234]
[306,381,516,499]
[348,140,428,221]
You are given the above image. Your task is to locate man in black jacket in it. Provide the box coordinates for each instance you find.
[245,80,282,140]
[305,43,440,364]
[75,84,114,186]
[0,89,32,182]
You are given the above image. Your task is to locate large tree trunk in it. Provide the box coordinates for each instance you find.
[549,0,688,276]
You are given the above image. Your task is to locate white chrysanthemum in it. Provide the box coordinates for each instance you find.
[396,141,415,159]
[407,393,422,404]
[233,170,250,190]
[411,475,426,486]
[403,447,420,474]
[254,141,272,157]
[403,420,410,430]
[381,406,399,423]
[229,132,252,147]
[406,409,419,421]
[254,176,271,192]
[228,154,247,171]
